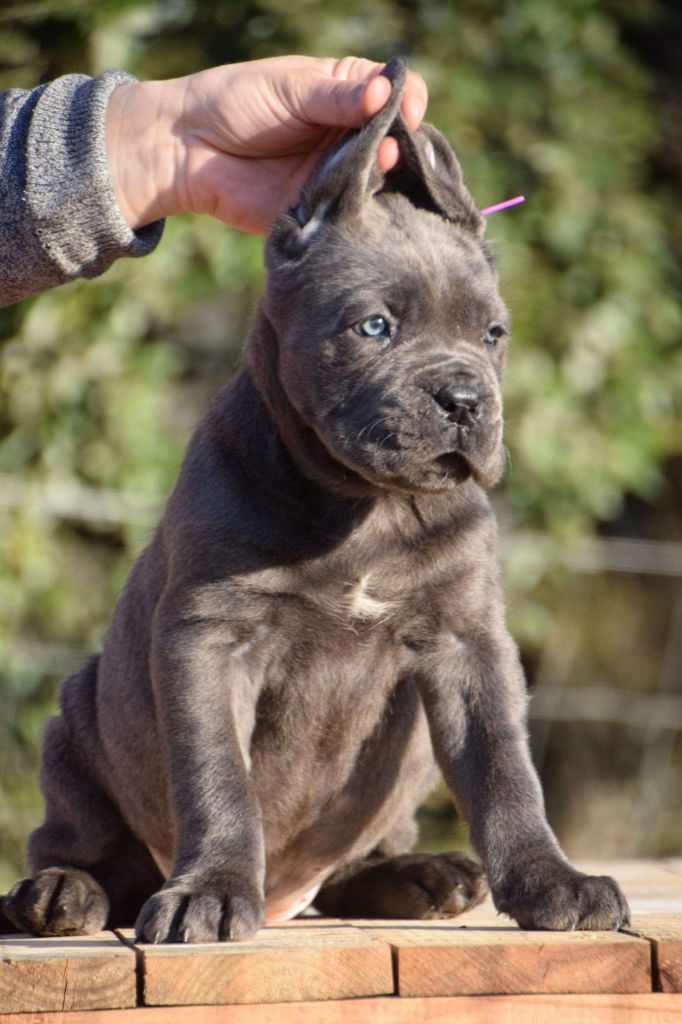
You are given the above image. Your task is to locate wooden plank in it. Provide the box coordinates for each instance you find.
[358,918,651,996]
[1,993,682,1024]
[0,931,136,1014]
[116,921,393,1006]
[1,861,679,1016]
[628,914,682,992]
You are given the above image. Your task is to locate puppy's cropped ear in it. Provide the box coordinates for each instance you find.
[385,121,485,237]
[272,57,408,255]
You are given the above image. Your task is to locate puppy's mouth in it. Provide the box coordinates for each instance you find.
[433,450,472,482]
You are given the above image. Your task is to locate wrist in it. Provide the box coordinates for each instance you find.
[105,78,185,229]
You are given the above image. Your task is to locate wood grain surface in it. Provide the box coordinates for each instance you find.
[2,859,682,1016]
[629,913,682,992]
[1,993,681,1024]
[0,931,136,1014]
[116,921,393,1006]
[358,918,651,996]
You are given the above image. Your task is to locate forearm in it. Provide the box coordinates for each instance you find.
[0,72,164,307]
[0,57,429,306]
[150,614,265,881]
[418,629,563,886]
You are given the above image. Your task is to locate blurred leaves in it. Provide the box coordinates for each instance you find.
[1,0,681,885]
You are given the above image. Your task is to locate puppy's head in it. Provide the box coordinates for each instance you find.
[261,58,508,494]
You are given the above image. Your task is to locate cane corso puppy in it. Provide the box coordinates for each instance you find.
[3,58,629,942]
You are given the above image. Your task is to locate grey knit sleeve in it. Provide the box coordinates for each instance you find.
[0,71,164,307]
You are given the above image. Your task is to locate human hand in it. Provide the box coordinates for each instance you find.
[105,56,428,234]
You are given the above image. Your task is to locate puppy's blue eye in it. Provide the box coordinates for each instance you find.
[483,324,507,346]
[354,315,390,338]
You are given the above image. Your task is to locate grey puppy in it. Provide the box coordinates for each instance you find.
[4,59,629,942]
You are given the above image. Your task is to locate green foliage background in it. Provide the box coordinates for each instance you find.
[1,0,681,888]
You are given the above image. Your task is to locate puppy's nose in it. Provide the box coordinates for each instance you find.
[433,383,481,424]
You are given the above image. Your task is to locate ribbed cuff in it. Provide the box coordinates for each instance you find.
[26,71,164,282]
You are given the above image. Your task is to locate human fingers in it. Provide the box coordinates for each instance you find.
[360,68,428,131]
[377,136,400,172]
[293,57,428,131]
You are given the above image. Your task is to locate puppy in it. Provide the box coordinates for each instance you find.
[3,58,629,942]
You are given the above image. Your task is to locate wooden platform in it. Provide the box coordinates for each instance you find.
[2,860,682,1022]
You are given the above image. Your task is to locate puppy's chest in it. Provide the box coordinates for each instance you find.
[232,501,469,659]
[234,570,412,654]
[284,513,436,630]
[243,521,462,646]
[285,529,436,633]
[301,566,404,626]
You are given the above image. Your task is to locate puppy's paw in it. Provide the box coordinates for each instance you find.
[3,867,109,936]
[494,860,630,931]
[134,877,264,944]
[321,851,488,919]
[387,851,488,919]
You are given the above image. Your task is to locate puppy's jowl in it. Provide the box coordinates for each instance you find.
[4,59,628,942]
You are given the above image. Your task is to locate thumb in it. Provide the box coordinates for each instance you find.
[296,72,392,129]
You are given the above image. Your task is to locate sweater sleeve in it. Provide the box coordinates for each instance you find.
[0,71,164,307]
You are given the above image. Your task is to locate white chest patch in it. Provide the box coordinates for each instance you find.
[346,573,395,621]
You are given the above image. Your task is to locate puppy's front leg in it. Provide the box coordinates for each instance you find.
[418,624,629,931]
[135,592,265,943]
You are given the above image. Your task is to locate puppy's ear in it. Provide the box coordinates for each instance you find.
[271,57,408,255]
[385,121,485,237]
[269,56,483,260]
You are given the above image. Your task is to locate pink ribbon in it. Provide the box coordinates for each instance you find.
[481,195,525,216]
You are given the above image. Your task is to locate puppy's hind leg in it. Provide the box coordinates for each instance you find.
[315,815,488,920]
[3,659,161,936]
